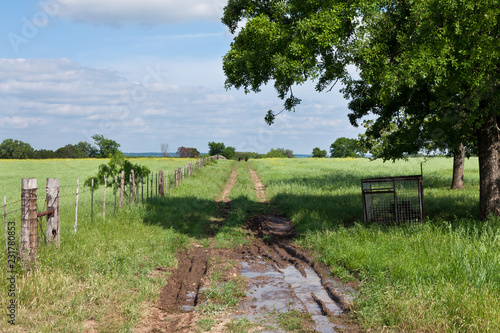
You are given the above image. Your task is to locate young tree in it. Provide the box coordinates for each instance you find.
[312,147,327,158]
[84,152,150,189]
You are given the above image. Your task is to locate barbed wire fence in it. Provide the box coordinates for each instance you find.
[2,155,223,269]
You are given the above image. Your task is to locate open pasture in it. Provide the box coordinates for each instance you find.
[0,158,196,227]
[251,157,500,332]
[0,157,232,332]
[1,156,499,332]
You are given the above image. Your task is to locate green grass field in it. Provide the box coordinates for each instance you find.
[250,157,499,332]
[0,157,235,332]
[1,156,498,332]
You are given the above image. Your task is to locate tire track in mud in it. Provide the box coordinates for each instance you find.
[234,165,362,332]
[136,166,239,333]
[136,164,361,332]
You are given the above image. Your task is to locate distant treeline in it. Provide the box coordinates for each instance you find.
[0,137,298,160]
[0,135,120,159]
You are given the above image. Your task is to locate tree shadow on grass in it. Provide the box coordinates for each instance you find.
[265,172,481,235]
[140,174,482,240]
[141,194,261,240]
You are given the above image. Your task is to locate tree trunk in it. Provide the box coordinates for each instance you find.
[451,143,465,190]
[477,113,500,220]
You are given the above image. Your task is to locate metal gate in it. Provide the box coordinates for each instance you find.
[361,175,424,225]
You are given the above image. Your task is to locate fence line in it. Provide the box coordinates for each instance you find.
[2,155,224,268]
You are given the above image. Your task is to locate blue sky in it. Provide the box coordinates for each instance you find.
[1,0,363,154]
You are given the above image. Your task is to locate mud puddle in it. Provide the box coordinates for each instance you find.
[231,211,357,332]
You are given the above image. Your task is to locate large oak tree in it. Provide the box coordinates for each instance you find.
[222,0,499,219]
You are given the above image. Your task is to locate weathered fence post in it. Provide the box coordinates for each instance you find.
[21,178,37,267]
[74,177,79,233]
[4,196,7,260]
[46,178,60,245]
[114,176,117,215]
[128,173,133,206]
[131,169,136,203]
[103,177,107,221]
[150,173,153,198]
[119,171,125,208]
[174,169,178,188]
[146,174,149,200]
[141,176,144,202]
[135,173,139,201]
[189,162,192,176]
[91,178,94,223]
[159,170,164,197]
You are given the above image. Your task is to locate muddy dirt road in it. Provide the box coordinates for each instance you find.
[137,164,361,332]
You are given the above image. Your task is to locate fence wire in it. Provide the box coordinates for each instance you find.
[2,156,219,260]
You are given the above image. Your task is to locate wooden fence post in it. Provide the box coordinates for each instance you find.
[74,177,79,233]
[46,178,60,245]
[119,171,125,207]
[131,169,136,203]
[91,178,94,223]
[103,177,107,221]
[21,178,37,267]
[128,173,134,206]
[159,170,164,197]
[114,176,117,215]
[4,196,7,261]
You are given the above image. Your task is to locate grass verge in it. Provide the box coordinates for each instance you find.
[250,157,500,332]
[0,158,233,332]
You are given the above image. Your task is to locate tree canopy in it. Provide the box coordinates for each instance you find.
[222,0,500,218]
[266,148,294,158]
[208,142,236,159]
[330,137,363,158]
[92,134,120,158]
[208,142,226,156]
[0,139,34,159]
[177,146,200,158]
[312,147,327,158]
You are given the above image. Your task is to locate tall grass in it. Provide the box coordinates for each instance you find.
[0,158,234,332]
[250,157,500,332]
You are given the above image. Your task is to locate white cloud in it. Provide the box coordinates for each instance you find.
[55,0,227,26]
[0,116,47,128]
[0,57,360,153]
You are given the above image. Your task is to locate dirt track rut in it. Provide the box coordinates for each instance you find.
[137,163,361,332]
